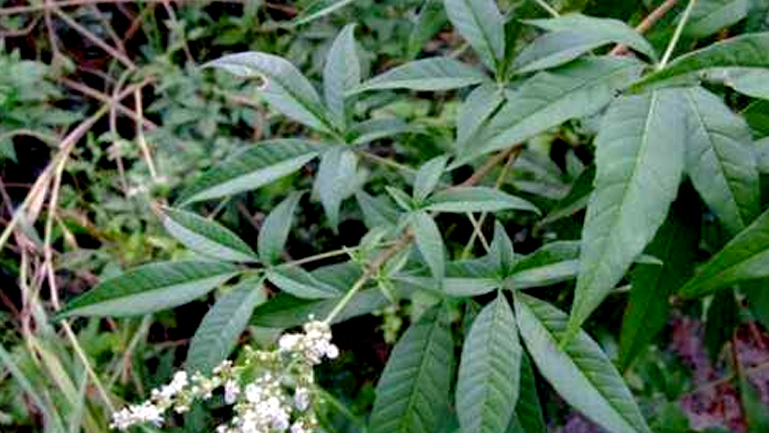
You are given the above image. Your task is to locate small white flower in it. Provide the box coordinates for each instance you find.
[294,387,311,411]
[224,379,240,404]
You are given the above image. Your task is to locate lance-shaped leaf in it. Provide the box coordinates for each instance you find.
[179,140,318,204]
[349,118,417,145]
[457,83,506,145]
[292,0,356,25]
[685,0,750,38]
[514,14,656,73]
[456,294,521,433]
[369,306,454,433]
[490,221,515,277]
[324,24,360,128]
[464,57,644,161]
[266,266,342,299]
[355,57,487,92]
[186,278,266,373]
[568,91,687,339]
[631,32,769,91]
[507,352,546,433]
[207,52,332,132]
[356,191,401,229]
[413,155,449,202]
[258,192,303,265]
[682,86,760,235]
[411,211,446,281]
[425,187,539,214]
[679,207,769,298]
[618,197,699,371]
[443,0,505,72]
[315,146,359,228]
[56,261,239,318]
[515,293,652,433]
[724,69,769,100]
[162,207,258,262]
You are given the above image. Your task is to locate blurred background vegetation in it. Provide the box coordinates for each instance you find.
[1,0,768,432]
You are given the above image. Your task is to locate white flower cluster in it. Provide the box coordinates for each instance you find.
[110,321,338,433]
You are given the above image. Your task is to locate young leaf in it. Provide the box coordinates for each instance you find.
[369,306,454,433]
[258,192,303,265]
[679,207,769,298]
[315,146,358,228]
[618,198,699,371]
[456,293,521,433]
[682,86,760,235]
[162,207,258,263]
[443,0,505,72]
[685,0,750,38]
[292,0,356,26]
[515,293,652,433]
[413,155,449,202]
[631,32,769,91]
[456,83,506,145]
[354,57,487,92]
[179,140,318,204]
[425,187,540,214]
[206,52,332,132]
[266,266,342,299]
[56,261,239,318]
[464,57,644,161]
[569,90,687,338]
[186,278,266,373]
[411,211,446,281]
[514,14,656,73]
[324,24,360,128]
[490,221,515,277]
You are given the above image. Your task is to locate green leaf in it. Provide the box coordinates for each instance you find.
[682,86,760,235]
[162,207,258,263]
[464,57,644,161]
[257,192,303,265]
[456,293,521,433]
[369,306,454,433]
[569,90,687,338]
[631,32,769,92]
[685,0,750,38]
[186,278,266,373]
[425,187,540,214]
[179,140,318,204]
[514,14,656,73]
[739,371,769,431]
[745,280,769,330]
[251,288,390,328]
[266,266,342,299]
[315,146,358,228]
[413,155,448,202]
[408,0,448,59]
[411,211,445,280]
[536,166,594,227]
[618,197,699,371]
[387,186,416,212]
[514,293,652,433]
[507,352,546,433]
[443,0,505,72]
[292,0,357,25]
[349,118,417,145]
[743,99,769,137]
[356,190,401,229]
[355,57,487,92]
[457,83,506,145]
[324,24,360,128]
[57,261,239,318]
[505,260,579,290]
[724,69,769,100]
[679,207,769,298]
[704,288,739,360]
[490,221,515,277]
[207,52,332,132]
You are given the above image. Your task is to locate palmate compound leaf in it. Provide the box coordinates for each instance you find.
[162,207,258,263]
[460,57,645,162]
[679,207,769,298]
[515,293,652,433]
[630,32,769,92]
[442,0,505,73]
[567,90,687,340]
[514,14,656,73]
[179,140,319,204]
[369,305,454,433]
[206,52,333,132]
[681,86,760,235]
[56,261,240,318]
[186,278,266,373]
[456,293,521,433]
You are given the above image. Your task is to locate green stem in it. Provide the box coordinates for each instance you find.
[658,0,698,70]
[530,0,559,17]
